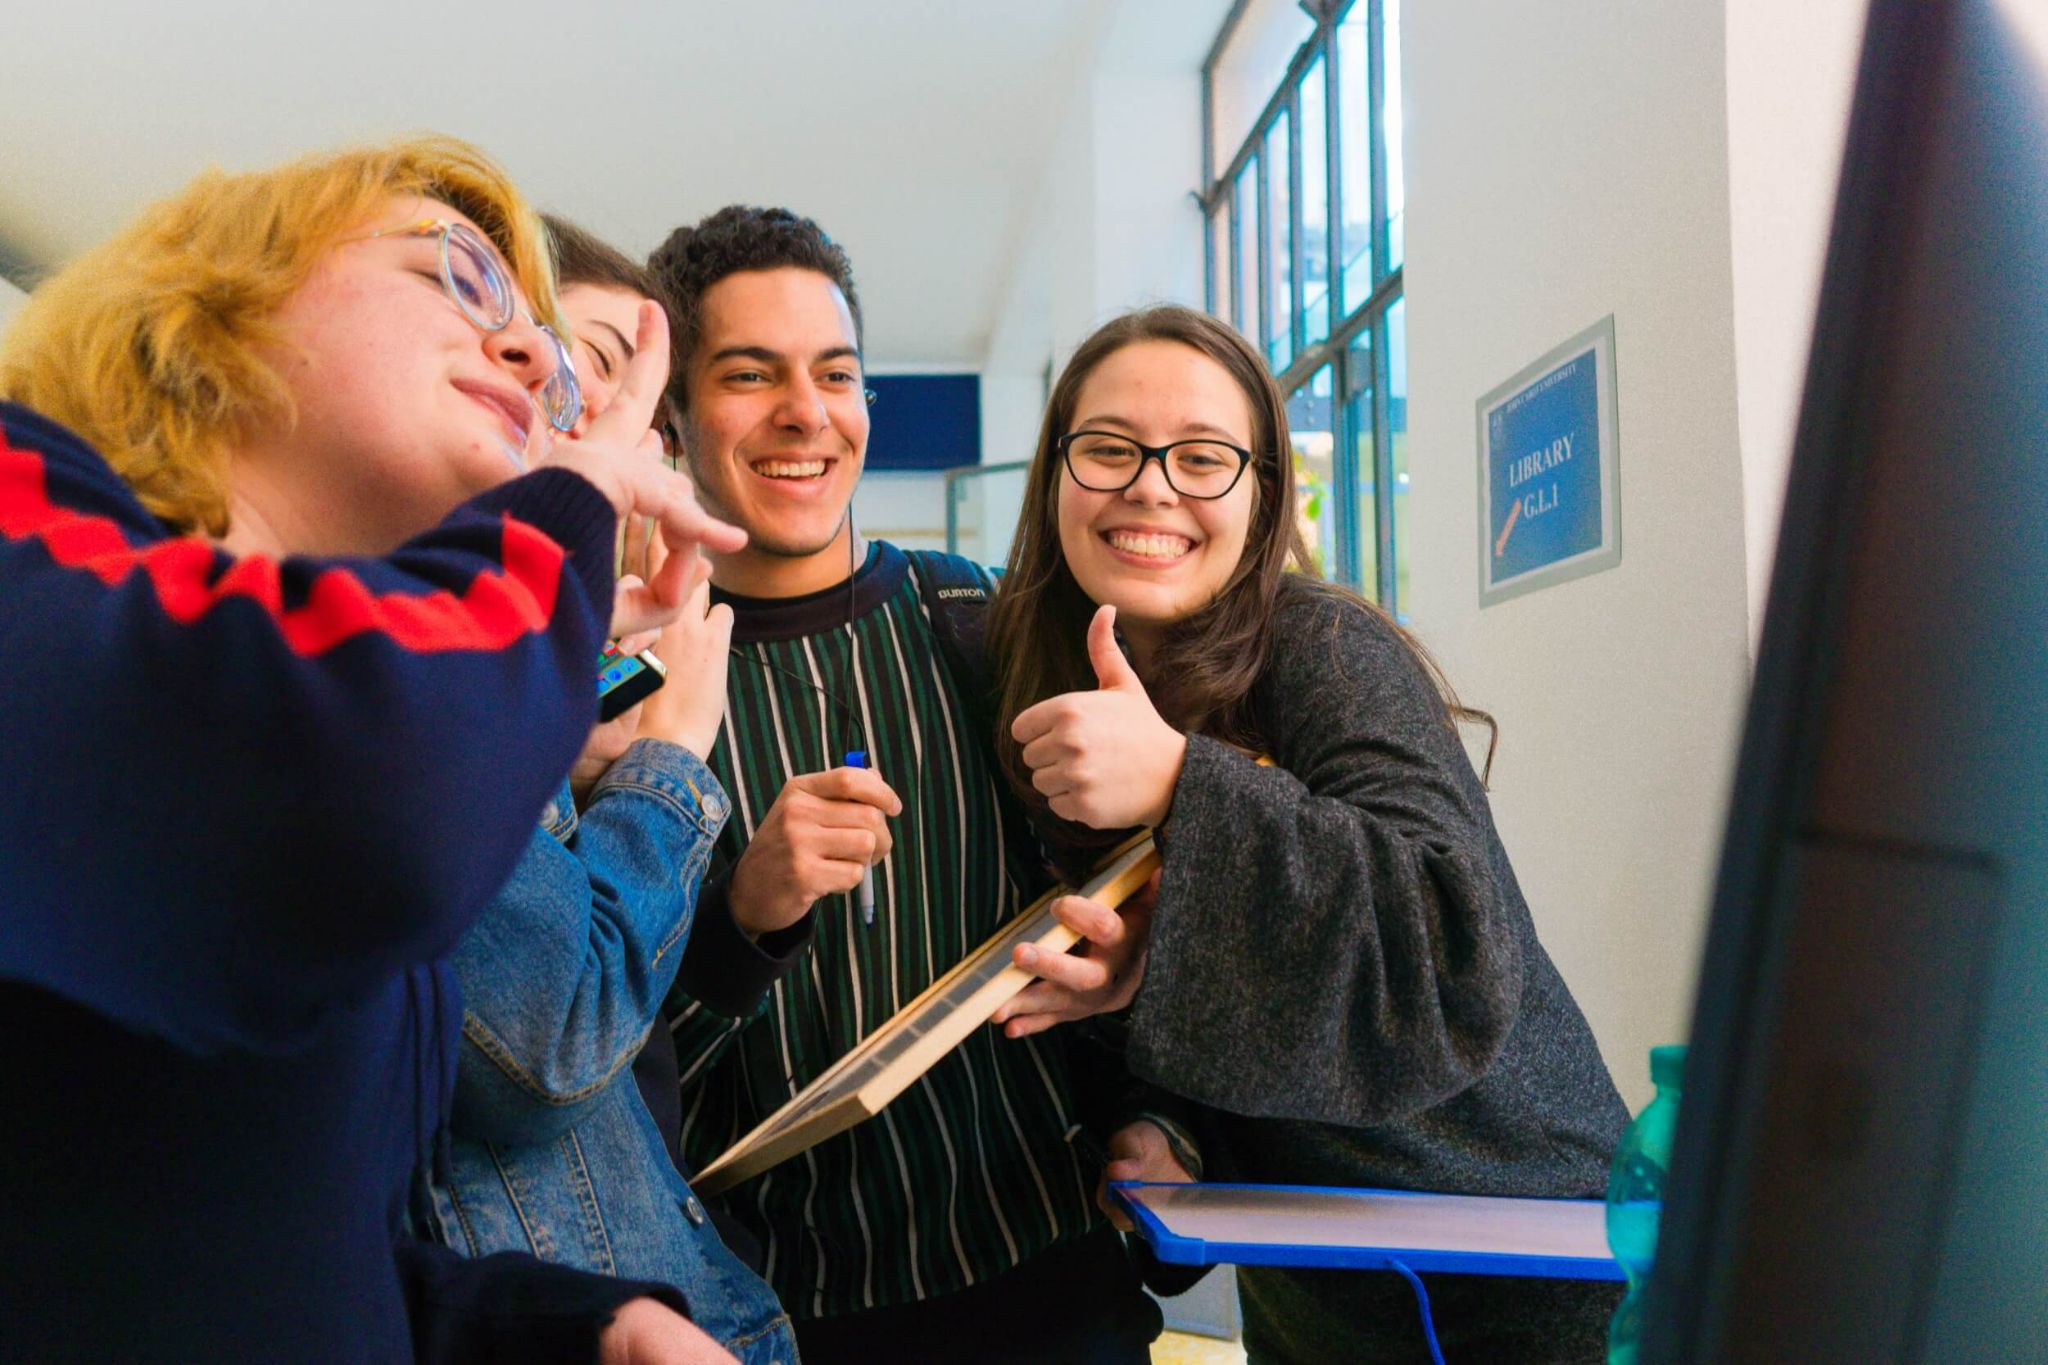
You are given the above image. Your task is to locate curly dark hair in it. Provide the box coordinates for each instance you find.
[646,205,863,412]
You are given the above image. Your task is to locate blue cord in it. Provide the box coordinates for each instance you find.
[1386,1258,1447,1365]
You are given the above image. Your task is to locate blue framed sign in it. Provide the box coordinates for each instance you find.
[1476,316,1621,606]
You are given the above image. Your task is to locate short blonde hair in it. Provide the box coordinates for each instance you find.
[0,135,560,535]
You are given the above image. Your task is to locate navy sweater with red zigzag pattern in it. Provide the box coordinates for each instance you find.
[0,403,677,1362]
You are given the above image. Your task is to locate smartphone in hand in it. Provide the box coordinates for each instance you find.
[597,645,667,721]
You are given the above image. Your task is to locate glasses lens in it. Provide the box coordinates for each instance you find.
[443,226,514,330]
[1065,433,1144,490]
[1165,442,1245,498]
[537,326,583,432]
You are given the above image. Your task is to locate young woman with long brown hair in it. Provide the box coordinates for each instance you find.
[983,305,1628,1364]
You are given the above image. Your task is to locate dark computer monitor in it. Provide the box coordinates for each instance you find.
[1644,0,2048,1360]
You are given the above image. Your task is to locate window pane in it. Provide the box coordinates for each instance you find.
[1210,0,1318,164]
[1287,366,1336,578]
[1388,297,1409,619]
[1384,0,1405,271]
[1344,329,1380,599]
[1298,56,1330,349]
[1234,158,1259,340]
[1209,206,1230,322]
[1265,116,1292,372]
[1336,10,1373,313]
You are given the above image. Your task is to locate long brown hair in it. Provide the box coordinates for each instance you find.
[543,213,661,300]
[986,305,1494,870]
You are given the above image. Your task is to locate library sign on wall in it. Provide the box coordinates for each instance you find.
[1476,316,1622,606]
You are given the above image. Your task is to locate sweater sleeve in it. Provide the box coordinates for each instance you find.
[1127,586,1526,1128]
[673,870,818,1017]
[659,873,817,1085]
[396,1237,686,1365]
[0,406,616,1055]
[448,740,729,1146]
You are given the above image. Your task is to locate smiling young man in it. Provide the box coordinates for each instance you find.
[645,207,1162,1364]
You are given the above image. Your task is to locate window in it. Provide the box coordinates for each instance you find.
[1334,9,1373,313]
[1383,0,1405,272]
[1203,0,1406,604]
[1298,56,1331,350]
[1208,207,1232,329]
[1234,159,1259,339]
[1265,117,1292,372]
[1287,367,1337,575]
[1387,296,1410,615]
[1342,330,1380,599]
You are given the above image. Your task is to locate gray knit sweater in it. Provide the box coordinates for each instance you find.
[1130,579,1629,1365]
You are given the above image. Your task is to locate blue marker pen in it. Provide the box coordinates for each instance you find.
[845,750,877,927]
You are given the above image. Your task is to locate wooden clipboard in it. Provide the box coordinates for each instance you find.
[692,829,1160,1194]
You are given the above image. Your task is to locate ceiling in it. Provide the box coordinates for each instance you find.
[0,0,1149,368]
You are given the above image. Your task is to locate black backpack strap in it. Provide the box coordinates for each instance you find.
[906,549,999,717]
[905,550,1046,888]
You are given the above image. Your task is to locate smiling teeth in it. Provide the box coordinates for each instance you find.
[756,460,828,478]
[1106,530,1192,560]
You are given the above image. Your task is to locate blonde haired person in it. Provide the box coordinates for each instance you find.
[0,138,747,1364]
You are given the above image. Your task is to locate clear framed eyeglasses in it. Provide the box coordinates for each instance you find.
[354,218,584,433]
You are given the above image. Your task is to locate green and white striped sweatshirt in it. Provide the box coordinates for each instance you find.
[664,542,1108,1321]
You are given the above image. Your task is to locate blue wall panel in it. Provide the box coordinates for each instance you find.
[865,373,980,471]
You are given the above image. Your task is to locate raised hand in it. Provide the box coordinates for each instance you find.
[567,707,645,806]
[1010,604,1187,830]
[536,302,745,639]
[633,551,733,760]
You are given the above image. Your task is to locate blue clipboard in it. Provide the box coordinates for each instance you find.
[1110,1180,1624,1281]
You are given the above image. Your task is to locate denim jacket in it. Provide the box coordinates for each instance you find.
[424,738,797,1365]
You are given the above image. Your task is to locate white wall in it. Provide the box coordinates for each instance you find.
[0,275,27,332]
[837,0,1221,568]
[853,471,949,553]
[979,0,1215,471]
[1403,0,1754,1106]
[1725,0,1868,644]
[967,0,1216,564]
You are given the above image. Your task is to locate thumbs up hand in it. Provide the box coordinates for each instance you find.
[1010,604,1187,830]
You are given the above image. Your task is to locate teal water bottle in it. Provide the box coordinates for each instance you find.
[1606,1044,1686,1365]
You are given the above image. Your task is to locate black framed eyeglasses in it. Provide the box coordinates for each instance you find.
[1056,430,1255,500]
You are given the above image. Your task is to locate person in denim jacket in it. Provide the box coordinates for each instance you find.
[424,223,798,1365]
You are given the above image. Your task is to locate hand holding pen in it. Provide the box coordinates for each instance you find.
[844,751,878,926]
[726,760,899,939]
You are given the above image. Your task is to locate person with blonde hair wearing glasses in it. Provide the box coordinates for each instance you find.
[0,138,747,1364]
